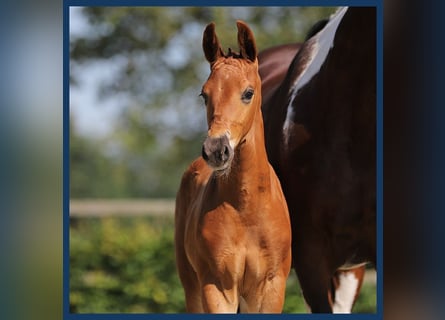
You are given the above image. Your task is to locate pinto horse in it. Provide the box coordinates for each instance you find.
[259,7,376,313]
[175,21,292,313]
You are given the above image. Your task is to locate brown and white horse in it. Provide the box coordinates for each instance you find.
[259,7,376,313]
[175,21,292,313]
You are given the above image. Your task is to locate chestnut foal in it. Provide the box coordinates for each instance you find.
[175,21,291,313]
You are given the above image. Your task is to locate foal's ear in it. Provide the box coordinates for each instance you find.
[236,20,257,62]
[203,22,224,64]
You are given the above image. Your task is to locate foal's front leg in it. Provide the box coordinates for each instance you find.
[242,272,288,313]
[259,274,288,312]
[201,275,239,313]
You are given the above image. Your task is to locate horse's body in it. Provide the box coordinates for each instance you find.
[259,39,368,315]
[259,7,376,313]
[175,21,291,313]
[258,43,301,107]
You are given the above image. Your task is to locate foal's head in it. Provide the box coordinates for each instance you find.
[200,21,261,173]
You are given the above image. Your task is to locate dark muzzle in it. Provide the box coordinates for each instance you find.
[201,135,233,170]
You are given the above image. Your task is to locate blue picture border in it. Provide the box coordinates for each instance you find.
[63,1,383,319]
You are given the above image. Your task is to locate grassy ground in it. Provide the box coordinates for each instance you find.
[70,216,376,313]
[283,269,376,313]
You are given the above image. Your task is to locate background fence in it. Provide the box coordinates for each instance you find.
[70,199,175,218]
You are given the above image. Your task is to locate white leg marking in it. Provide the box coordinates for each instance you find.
[332,271,359,313]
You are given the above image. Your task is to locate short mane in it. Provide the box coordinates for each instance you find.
[224,47,243,59]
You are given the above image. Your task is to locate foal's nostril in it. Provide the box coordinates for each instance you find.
[222,145,230,161]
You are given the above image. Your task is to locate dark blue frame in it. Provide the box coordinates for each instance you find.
[63,2,384,319]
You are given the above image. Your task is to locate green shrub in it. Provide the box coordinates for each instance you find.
[70,216,185,313]
[70,216,375,313]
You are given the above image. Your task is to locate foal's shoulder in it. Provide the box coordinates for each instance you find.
[176,157,211,215]
[181,157,212,188]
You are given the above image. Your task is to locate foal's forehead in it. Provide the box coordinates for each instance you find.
[208,57,257,84]
[213,56,249,67]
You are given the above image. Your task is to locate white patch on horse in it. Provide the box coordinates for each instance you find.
[332,271,359,313]
[338,262,368,271]
[283,7,348,138]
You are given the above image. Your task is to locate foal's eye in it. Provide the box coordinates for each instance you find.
[241,88,254,104]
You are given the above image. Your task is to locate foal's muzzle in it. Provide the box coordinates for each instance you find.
[201,134,234,171]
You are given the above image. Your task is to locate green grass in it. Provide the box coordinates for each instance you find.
[353,280,377,313]
[70,216,376,313]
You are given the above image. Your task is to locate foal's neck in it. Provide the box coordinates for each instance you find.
[238,111,269,174]
[218,109,270,195]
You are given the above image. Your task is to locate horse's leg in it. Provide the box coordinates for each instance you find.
[294,243,333,313]
[201,275,239,313]
[177,264,204,312]
[297,272,333,313]
[259,274,288,313]
[241,277,287,313]
[184,283,204,313]
[331,265,366,313]
[175,238,204,312]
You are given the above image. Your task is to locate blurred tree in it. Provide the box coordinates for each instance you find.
[70,7,336,198]
[70,117,142,197]
[70,216,186,312]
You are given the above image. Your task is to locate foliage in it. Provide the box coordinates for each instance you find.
[70,216,184,313]
[70,119,142,198]
[70,7,337,198]
[70,216,376,313]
